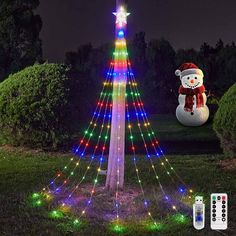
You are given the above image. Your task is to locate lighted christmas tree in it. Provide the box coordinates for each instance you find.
[32,1,194,231]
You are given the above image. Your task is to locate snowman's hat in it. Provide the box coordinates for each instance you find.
[175,63,204,79]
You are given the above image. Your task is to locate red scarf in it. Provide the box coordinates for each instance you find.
[179,85,205,112]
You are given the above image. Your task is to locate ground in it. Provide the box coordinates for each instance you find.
[0,146,235,236]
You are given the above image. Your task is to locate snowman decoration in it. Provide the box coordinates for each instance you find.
[175,63,209,126]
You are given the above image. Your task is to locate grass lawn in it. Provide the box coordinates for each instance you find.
[0,147,235,236]
[148,114,217,142]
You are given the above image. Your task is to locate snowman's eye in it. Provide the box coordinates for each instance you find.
[195,77,198,80]
[187,77,190,80]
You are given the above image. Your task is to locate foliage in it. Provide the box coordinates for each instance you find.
[213,83,236,158]
[0,63,83,149]
[0,0,42,82]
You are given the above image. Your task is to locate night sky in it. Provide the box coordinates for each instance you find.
[37,0,236,62]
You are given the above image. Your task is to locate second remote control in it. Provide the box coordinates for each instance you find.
[210,193,228,230]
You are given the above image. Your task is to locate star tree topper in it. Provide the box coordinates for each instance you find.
[113,6,130,27]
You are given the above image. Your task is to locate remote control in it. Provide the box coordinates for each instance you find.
[193,196,205,230]
[211,193,228,230]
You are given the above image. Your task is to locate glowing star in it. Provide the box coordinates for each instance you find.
[113,6,130,27]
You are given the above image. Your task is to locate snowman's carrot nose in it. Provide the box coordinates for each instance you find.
[190,79,194,84]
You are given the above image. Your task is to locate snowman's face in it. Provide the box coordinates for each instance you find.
[181,74,203,89]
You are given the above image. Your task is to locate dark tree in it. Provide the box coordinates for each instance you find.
[145,38,177,113]
[0,0,42,82]
[130,32,147,78]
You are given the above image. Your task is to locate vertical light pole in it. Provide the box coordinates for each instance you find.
[105,3,130,190]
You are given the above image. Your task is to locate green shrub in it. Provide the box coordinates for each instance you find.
[0,63,81,149]
[213,83,236,158]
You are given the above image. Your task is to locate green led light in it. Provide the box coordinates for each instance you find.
[49,210,64,219]
[70,172,74,176]
[36,200,42,206]
[32,193,40,199]
[90,133,93,137]
[146,222,163,231]
[172,214,188,224]
[73,219,81,228]
[85,130,88,134]
[111,224,126,233]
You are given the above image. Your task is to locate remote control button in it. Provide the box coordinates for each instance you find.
[213,205,216,208]
[213,196,216,200]
[222,201,226,204]
[222,209,226,213]
[222,196,226,200]
[212,209,216,213]
[213,218,216,221]
[222,214,226,217]
[212,214,216,217]
[222,218,226,222]
[213,201,216,204]
[217,196,221,200]
[222,205,226,208]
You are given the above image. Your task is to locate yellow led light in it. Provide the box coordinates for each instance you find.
[189,189,193,193]
[172,205,176,210]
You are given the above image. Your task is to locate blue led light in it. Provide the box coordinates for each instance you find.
[179,187,185,193]
[118,30,124,37]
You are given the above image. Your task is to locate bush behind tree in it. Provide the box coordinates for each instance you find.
[0,63,82,149]
[213,83,236,158]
